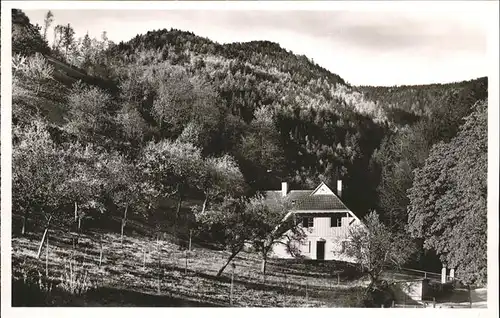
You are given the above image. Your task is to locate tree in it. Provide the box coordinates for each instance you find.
[64,82,115,145]
[237,107,286,190]
[407,100,487,286]
[60,143,109,235]
[13,121,66,236]
[104,153,142,245]
[52,23,76,62]
[139,139,205,228]
[245,194,305,276]
[42,11,54,42]
[195,196,254,277]
[199,154,246,214]
[345,211,416,295]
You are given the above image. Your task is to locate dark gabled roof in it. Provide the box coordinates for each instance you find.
[261,183,349,212]
[293,194,348,210]
[262,190,311,210]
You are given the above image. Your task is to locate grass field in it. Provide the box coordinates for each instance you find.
[12,223,369,307]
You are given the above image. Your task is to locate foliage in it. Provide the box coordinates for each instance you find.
[11,9,488,283]
[139,139,205,200]
[345,211,416,290]
[245,194,305,273]
[12,9,51,56]
[407,100,487,285]
[12,121,69,231]
[64,81,116,145]
[12,53,68,125]
[199,154,246,212]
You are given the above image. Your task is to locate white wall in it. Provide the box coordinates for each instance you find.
[271,212,361,262]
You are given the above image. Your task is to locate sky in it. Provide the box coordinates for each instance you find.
[24,4,492,86]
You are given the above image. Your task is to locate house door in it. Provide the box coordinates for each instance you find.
[316,241,325,260]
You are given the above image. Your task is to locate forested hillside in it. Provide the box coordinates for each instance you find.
[11,8,488,292]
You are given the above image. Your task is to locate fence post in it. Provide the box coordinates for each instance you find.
[143,244,146,270]
[337,273,340,285]
[469,285,472,308]
[99,235,103,267]
[230,262,235,306]
[157,234,161,294]
[189,230,192,252]
[284,273,288,307]
[185,250,188,275]
[305,280,309,301]
[45,231,49,277]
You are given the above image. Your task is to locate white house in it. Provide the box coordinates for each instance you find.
[263,181,362,262]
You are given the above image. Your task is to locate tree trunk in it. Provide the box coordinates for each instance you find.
[74,202,78,222]
[37,216,52,259]
[176,193,183,222]
[201,194,209,214]
[121,205,128,245]
[21,213,27,235]
[261,257,267,275]
[217,246,242,277]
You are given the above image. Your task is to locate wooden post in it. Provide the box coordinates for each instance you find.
[305,281,309,301]
[157,234,161,294]
[143,245,146,270]
[441,267,447,284]
[337,273,340,285]
[392,300,395,308]
[184,250,188,275]
[45,231,49,277]
[99,235,103,267]
[189,230,192,251]
[230,262,235,306]
[284,273,288,307]
[469,285,472,308]
[36,216,52,259]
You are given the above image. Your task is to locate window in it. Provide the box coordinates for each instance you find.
[302,217,314,228]
[331,214,342,227]
[341,241,348,253]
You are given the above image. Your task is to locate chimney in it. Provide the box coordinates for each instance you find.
[281,182,288,197]
[337,180,342,198]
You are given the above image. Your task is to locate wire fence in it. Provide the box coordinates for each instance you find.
[18,227,479,308]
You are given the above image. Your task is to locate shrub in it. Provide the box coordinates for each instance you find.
[58,258,96,295]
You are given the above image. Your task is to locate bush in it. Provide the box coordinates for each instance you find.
[59,258,96,295]
[340,283,395,308]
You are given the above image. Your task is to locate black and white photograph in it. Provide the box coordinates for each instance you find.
[1,0,498,315]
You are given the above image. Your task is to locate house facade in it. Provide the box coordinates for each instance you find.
[264,181,362,262]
